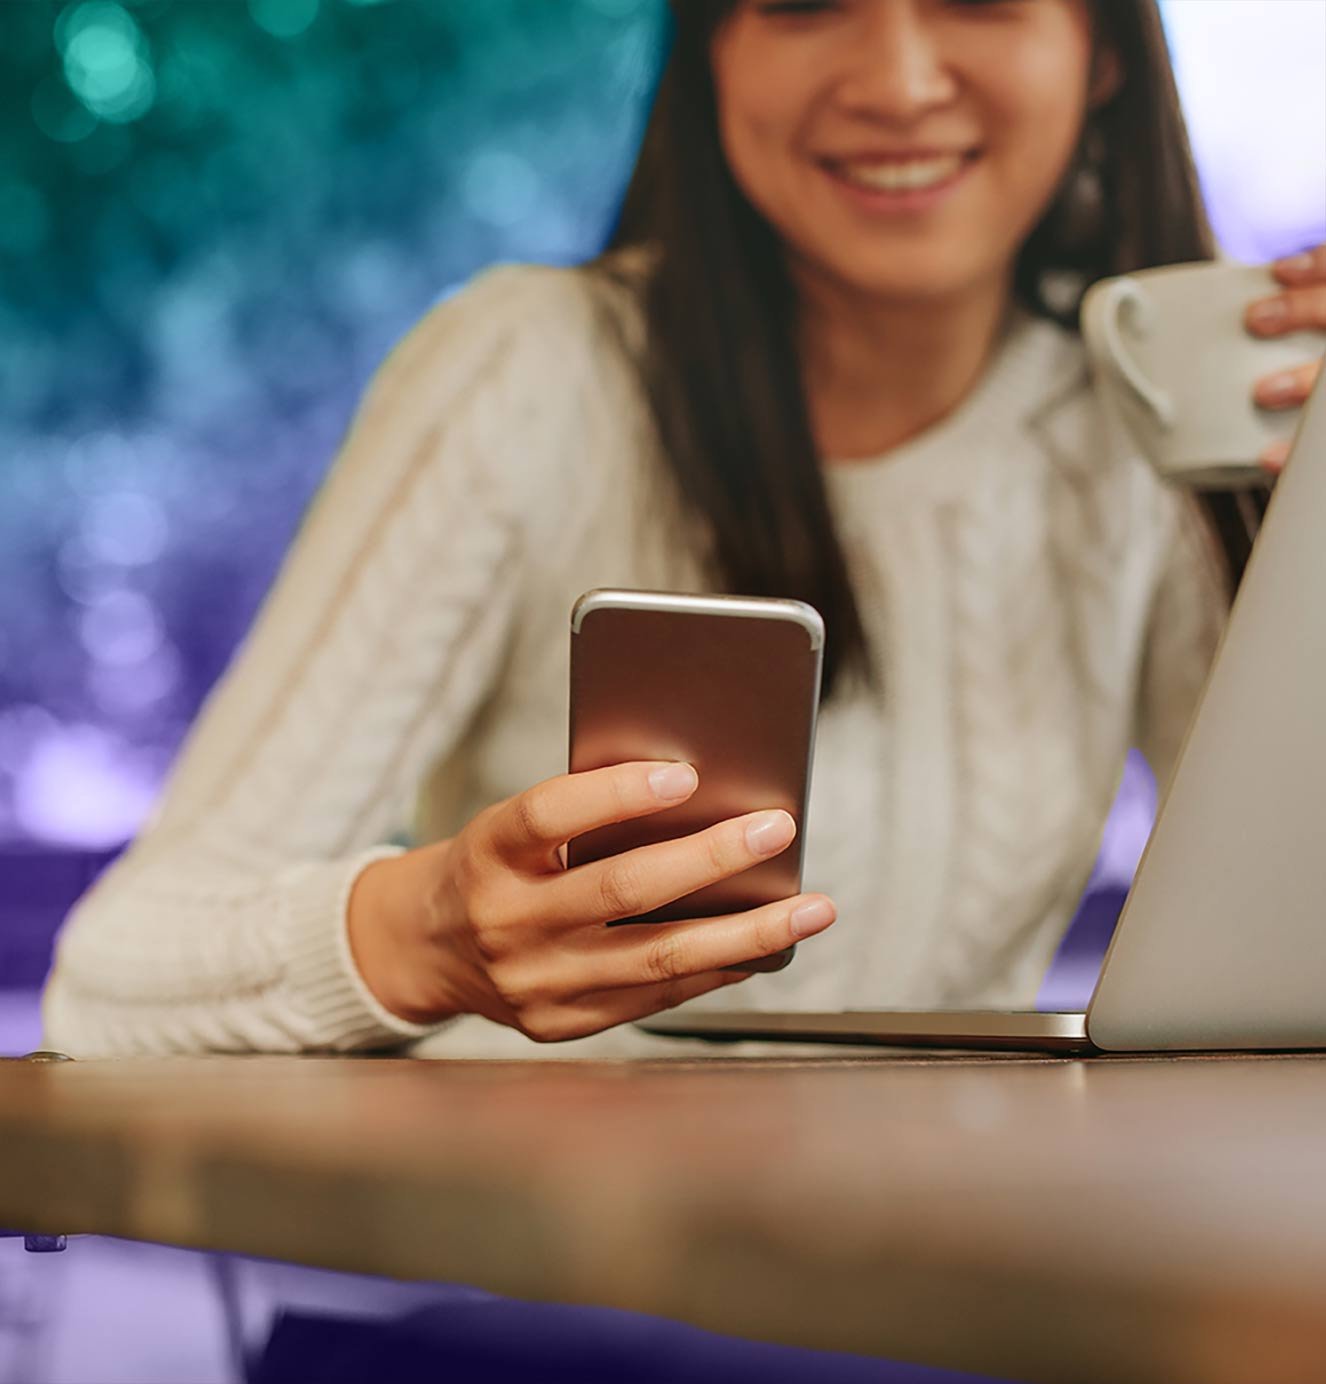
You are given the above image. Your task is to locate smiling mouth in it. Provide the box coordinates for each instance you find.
[820,152,976,193]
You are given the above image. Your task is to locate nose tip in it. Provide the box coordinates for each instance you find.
[834,14,957,119]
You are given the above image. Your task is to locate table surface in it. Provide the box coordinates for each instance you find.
[2,1049,1325,1384]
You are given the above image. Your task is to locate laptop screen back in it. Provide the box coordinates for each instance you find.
[1088,367,1326,1050]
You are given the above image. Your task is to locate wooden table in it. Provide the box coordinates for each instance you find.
[1,1050,1324,1383]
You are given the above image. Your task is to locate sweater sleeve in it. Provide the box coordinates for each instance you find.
[42,265,578,1057]
[1134,487,1232,792]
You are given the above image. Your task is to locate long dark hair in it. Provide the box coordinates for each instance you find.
[601,0,1265,699]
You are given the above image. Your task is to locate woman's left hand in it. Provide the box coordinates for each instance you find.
[1245,244,1326,475]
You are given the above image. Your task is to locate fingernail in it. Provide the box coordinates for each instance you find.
[649,762,698,801]
[790,897,836,938]
[745,810,795,856]
[1257,371,1300,405]
[1248,298,1287,329]
[1279,252,1314,274]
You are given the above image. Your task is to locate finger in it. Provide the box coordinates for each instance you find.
[1271,246,1326,287]
[544,807,797,926]
[1260,438,1292,475]
[566,892,837,993]
[1245,285,1326,337]
[1253,359,1322,410]
[567,967,753,1038]
[487,761,698,864]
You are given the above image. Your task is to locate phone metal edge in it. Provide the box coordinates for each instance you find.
[570,588,826,652]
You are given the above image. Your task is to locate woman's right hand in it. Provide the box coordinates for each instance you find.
[347,761,837,1042]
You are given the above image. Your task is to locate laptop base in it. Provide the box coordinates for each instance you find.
[638,1009,1098,1055]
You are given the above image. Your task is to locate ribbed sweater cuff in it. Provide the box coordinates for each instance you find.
[278,847,448,1051]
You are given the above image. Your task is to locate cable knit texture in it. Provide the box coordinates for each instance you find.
[42,262,1229,1057]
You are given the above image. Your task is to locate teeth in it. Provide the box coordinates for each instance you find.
[835,155,964,192]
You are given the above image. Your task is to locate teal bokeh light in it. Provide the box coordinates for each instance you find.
[58,0,156,123]
[248,0,321,41]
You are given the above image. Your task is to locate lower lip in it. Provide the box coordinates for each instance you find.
[818,156,976,217]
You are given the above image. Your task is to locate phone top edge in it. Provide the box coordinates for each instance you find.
[570,588,826,651]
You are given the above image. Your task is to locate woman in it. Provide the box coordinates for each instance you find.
[42,0,1325,1058]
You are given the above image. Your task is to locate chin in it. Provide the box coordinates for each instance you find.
[822,257,994,308]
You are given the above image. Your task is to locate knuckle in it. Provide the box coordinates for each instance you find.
[511,787,554,846]
[597,860,645,920]
[643,929,690,984]
[749,908,786,958]
[466,905,503,965]
[461,874,505,937]
[657,977,698,1013]
[466,803,507,860]
[488,958,545,1013]
[608,768,637,818]
[706,827,736,876]
[464,879,527,966]
[516,1005,578,1044]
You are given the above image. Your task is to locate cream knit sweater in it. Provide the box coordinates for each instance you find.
[41,263,1229,1059]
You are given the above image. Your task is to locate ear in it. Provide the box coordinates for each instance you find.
[1088,45,1124,110]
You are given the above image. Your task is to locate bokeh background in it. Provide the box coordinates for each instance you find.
[0,3,1323,1381]
[1,0,1325,995]
[0,0,667,988]
[0,0,1323,986]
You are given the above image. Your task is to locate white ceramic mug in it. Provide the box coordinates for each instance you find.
[1081,260,1326,488]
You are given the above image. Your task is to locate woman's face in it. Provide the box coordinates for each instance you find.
[711,0,1106,308]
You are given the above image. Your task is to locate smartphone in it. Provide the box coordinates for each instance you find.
[567,588,824,973]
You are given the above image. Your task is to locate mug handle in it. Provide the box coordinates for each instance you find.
[1096,277,1177,430]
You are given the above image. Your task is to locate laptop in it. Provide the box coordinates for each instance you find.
[641,365,1326,1055]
